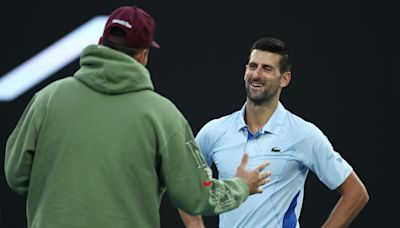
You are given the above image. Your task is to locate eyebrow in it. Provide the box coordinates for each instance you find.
[248,62,274,68]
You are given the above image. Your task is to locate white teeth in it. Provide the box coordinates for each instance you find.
[251,82,263,87]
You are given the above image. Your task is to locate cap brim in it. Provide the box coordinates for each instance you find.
[151,41,160,48]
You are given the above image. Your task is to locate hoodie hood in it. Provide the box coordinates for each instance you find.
[74,45,154,94]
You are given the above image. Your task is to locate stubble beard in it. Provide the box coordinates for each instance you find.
[245,81,277,105]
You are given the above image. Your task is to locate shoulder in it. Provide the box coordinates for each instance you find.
[196,110,240,147]
[200,110,239,134]
[285,109,328,142]
[34,77,75,103]
[149,93,185,117]
[139,92,189,131]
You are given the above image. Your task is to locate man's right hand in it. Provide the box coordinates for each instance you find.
[235,153,271,194]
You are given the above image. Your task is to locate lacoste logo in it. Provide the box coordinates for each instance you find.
[271,147,281,152]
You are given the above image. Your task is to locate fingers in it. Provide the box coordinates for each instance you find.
[252,183,269,194]
[259,175,271,185]
[260,170,272,179]
[258,171,272,185]
[239,153,249,169]
[236,154,273,195]
[255,160,270,173]
[256,188,264,193]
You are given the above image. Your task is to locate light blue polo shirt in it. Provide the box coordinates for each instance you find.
[195,102,352,228]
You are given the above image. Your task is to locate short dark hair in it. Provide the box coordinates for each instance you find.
[251,37,291,73]
[102,27,144,57]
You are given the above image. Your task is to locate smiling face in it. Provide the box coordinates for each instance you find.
[244,49,291,105]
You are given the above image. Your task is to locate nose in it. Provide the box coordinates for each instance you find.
[252,67,263,78]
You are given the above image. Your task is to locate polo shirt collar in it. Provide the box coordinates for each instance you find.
[237,102,287,135]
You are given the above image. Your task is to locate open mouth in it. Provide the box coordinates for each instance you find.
[250,81,264,89]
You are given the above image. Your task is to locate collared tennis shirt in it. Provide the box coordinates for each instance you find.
[195,103,353,228]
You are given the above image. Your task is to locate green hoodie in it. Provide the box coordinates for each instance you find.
[5,45,249,228]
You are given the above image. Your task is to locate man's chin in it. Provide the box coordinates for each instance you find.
[247,93,272,105]
[248,96,264,104]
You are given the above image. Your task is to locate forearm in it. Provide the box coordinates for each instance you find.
[322,194,367,227]
[322,172,369,228]
[162,123,251,215]
[178,209,205,228]
[168,173,249,215]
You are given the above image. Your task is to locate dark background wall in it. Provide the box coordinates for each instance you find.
[1,0,398,227]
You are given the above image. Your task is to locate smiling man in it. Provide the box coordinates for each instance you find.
[179,37,369,228]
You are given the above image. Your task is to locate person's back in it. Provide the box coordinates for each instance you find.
[5,6,272,228]
[9,45,190,227]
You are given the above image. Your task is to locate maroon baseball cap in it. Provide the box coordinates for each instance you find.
[99,6,160,49]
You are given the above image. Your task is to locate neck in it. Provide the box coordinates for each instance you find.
[245,97,279,134]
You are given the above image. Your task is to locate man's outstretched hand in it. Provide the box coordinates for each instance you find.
[235,153,271,194]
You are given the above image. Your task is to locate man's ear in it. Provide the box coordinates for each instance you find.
[280,71,291,88]
[135,49,149,65]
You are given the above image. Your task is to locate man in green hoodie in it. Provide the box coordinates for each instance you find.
[4,5,272,228]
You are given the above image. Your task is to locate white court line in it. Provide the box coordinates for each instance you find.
[0,16,108,101]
